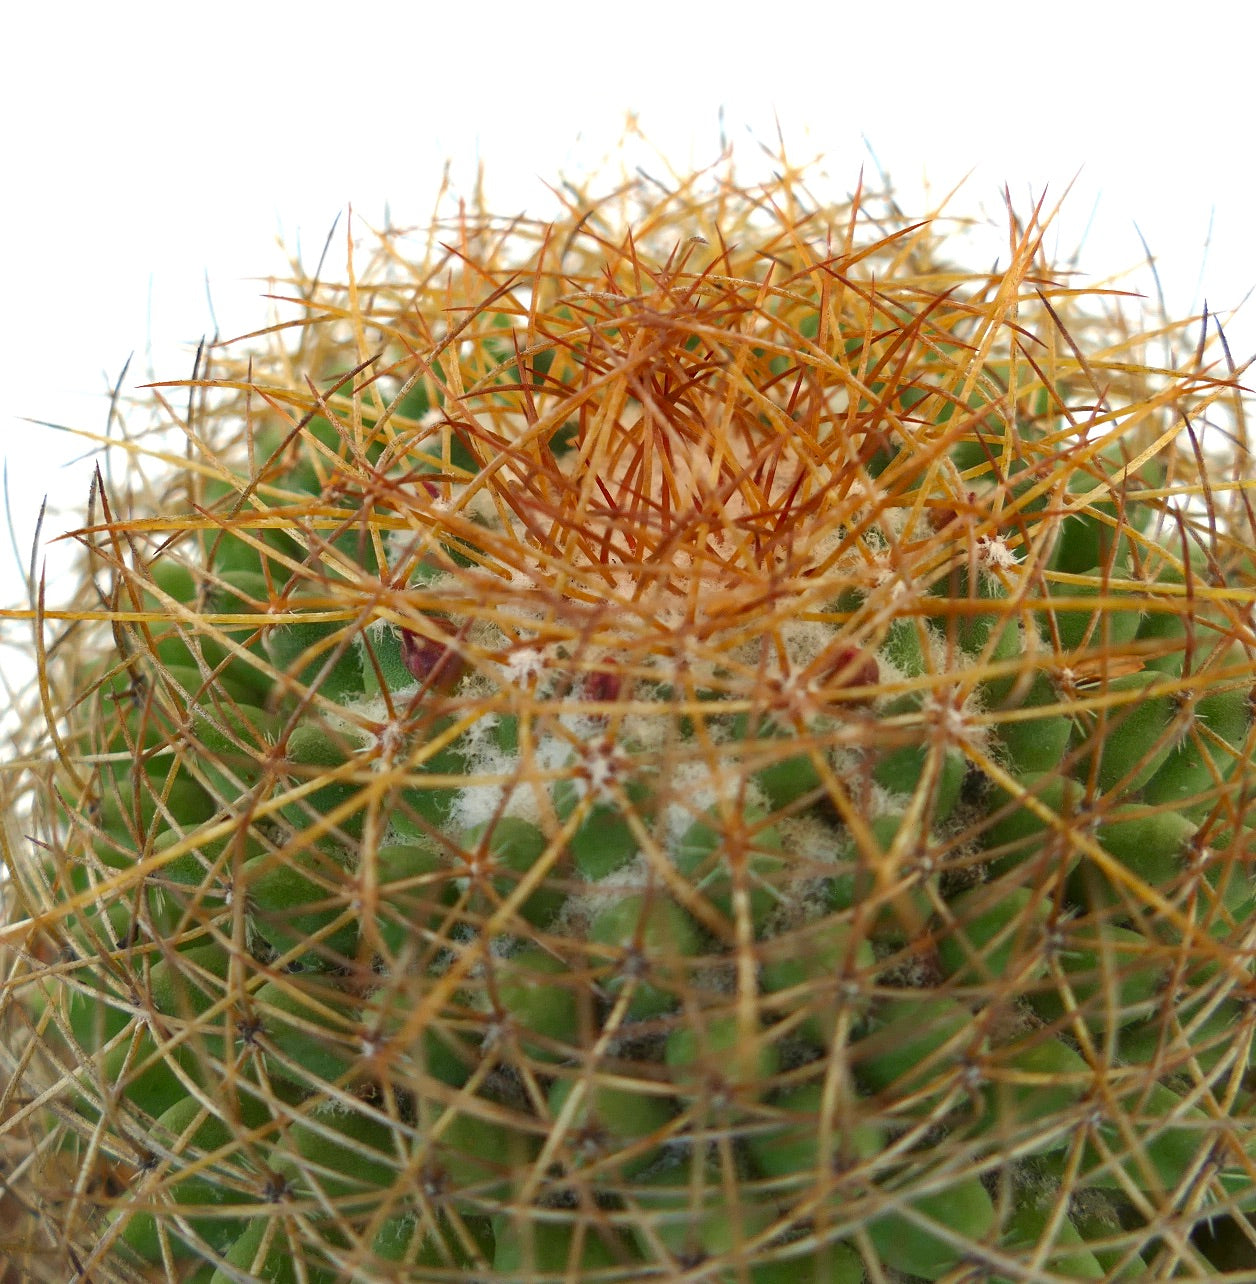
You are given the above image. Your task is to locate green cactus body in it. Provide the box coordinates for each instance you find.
[994,1197,1107,1281]
[4,158,1255,1284]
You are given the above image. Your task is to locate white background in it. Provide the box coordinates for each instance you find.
[3,0,1254,625]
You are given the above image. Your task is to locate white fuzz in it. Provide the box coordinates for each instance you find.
[457,665,501,703]
[460,711,500,754]
[617,705,670,755]
[503,646,550,687]
[924,689,983,747]
[369,718,407,767]
[448,745,543,832]
[562,854,651,924]
[571,738,629,804]
[976,533,1019,573]
[658,760,760,845]
[781,618,837,673]
[868,559,912,599]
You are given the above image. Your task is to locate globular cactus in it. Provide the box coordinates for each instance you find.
[3,155,1256,1282]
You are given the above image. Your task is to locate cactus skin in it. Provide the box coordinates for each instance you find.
[2,156,1256,1284]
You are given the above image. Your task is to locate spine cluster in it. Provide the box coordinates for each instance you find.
[2,159,1255,1282]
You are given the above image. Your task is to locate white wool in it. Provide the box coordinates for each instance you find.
[458,668,500,704]
[580,741,625,803]
[780,618,837,672]
[658,759,768,846]
[336,690,398,724]
[779,816,842,872]
[803,522,855,574]
[447,745,544,832]
[556,709,610,744]
[976,533,1019,574]
[559,853,653,928]
[503,647,549,686]
[427,492,459,516]
[371,719,407,767]
[534,733,576,775]
[923,688,987,749]
[617,707,670,754]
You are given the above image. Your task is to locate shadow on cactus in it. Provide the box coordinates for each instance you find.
[2,150,1256,1282]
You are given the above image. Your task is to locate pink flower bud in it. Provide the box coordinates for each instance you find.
[400,620,464,692]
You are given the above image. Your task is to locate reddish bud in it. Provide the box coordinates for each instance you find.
[584,665,622,706]
[816,646,879,695]
[928,490,980,532]
[400,621,465,692]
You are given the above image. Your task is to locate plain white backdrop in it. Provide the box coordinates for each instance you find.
[3,0,1253,619]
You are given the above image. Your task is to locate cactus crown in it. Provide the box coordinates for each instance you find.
[3,153,1256,1281]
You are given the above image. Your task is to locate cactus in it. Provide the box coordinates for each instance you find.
[2,152,1255,1282]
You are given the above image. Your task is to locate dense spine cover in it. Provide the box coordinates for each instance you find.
[2,157,1255,1281]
